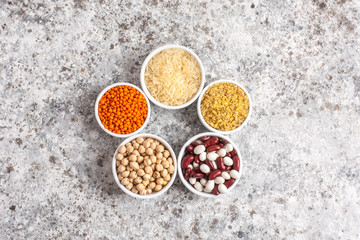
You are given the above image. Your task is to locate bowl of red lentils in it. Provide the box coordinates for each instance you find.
[112,133,177,199]
[95,82,151,138]
[197,80,252,134]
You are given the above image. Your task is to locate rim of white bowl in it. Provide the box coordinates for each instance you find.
[197,80,252,135]
[177,132,243,198]
[140,44,205,110]
[112,133,177,199]
[94,82,151,138]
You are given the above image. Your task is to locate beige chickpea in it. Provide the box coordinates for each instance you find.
[116,153,124,160]
[136,183,145,191]
[133,150,140,156]
[125,182,133,190]
[119,145,126,154]
[137,156,144,163]
[154,184,162,192]
[137,169,145,177]
[125,142,131,148]
[134,177,142,184]
[164,174,171,182]
[161,169,168,178]
[131,186,138,194]
[142,179,149,186]
[148,138,154,143]
[167,157,173,165]
[117,174,124,181]
[148,182,156,189]
[161,160,170,169]
[131,140,137,145]
[121,170,130,178]
[139,163,145,169]
[150,142,156,150]
[143,173,151,181]
[153,171,160,178]
[150,155,157,164]
[138,145,145,154]
[151,165,155,171]
[156,159,162,165]
[145,148,153,156]
[129,154,137,162]
[126,166,131,171]
[129,171,137,179]
[146,188,152,194]
[117,165,126,173]
[129,178,133,183]
[139,189,147,195]
[144,159,152,167]
[116,160,120,167]
[121,158,129,166]
[156,164,164,172]
[153,140,160,146]
[168,165,175,174]
[136,137,144,144]
[143,139,151,148]
[130,162,139,170]
[156,178,164,185]
[150,177,155,182]
[156,152,163,159]
[133,143,140,150]
[163,150,170,158]
[126,145,134,154]
[121,178,129,185]
[156,144,165,153]
[144,166,152,174]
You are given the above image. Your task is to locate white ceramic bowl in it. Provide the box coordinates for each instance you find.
[95,82,151,138]
[177,132,243,198]
[140,44,205,110]
[112,133,177,199]
[197,80,252,134]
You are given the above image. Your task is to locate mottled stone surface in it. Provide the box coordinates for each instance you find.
[1,0,360,239]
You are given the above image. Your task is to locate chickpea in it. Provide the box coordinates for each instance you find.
[164,174,171,181]
[138,145,145,154]
[143,173,151,181]
[154,184,162,192]
[126,166,131,171]
[143,139,151,148]
[156,159,162,165]
[126,182,133,190]
[129,171,137,179]
[131,187,138,194]
[150,155,157,164]
[156,178,164,185]
[116,153,124,160]
[146,188,152,194]
[142,179,149,186]
[167,157,173,164]
[116,160,120,167]
[162,181,167,186]
[156,152,163,159]
[156,144,165,153]
[163,150,170,158]
[134,177,142,184]
[145,148,153,156]
[133,150,140,156]
[121,170,130,178]
[129,154,137,162]
[137,169,145,177]
[147,138,154,143]
[117,165,126,173]
[150,177,155,182]
[130,162,139,170]
[139,189,147,195]
[153,171,160,178]
[161,169,168,178]
[151,165,155,171]
[168,165,175,174]
[156,164,164,172]
[133,143,140,150]
[144,159,152,167]
[136,183,145,191]
[121,178,129,185]
[150,142,156,150]
[129,178,133,183]
[121,158,129,166]
[126,145,134,154]
[136,137,144,144]
[148,182,156,189]
[153,140,160,146]
[144,166,152,174]
[117,174,123,181]
[137,156,144,163]
[139,163,145,169]
[131,139,137,145]
[162,160,170,169]
[119,145,126,154]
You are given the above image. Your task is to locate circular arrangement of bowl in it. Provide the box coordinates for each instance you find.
[112,133,177,199]
[140,44,205,110]
[197,80,252,135]
[177,132,243,198]
[95,82,151,138]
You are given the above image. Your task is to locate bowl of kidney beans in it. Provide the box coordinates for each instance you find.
[177,132,242,197]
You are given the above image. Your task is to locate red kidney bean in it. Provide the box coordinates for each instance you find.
[207,145,221,152]
[193,167,200,173]
[230,150,237,157]
[225,153,231,157]
[181,154,194,169]
[213,185,220,195]
[182,168,186,175]
[216,157,226,171]
[233,156,240,171]
[221,139,229,144]
[194,155,200,164]
[224,179,235,188]
[204,137,219,148]
[186,145,194,153]
[184,167,191,180]
[205,159,215,171]
[209,169,222,180]
[193,173,205,179]
[218,143,224,148]
[200,136,211,142]
[224,166,231,171]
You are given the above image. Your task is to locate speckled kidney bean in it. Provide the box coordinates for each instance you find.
[224,179,235,188]
[216,157,226,171]
[233,156,240,170]
[204,137,219,148]
[209,169,222,180]
[207,144,221,152]
[205,159,215,171]
[181,154,194,168]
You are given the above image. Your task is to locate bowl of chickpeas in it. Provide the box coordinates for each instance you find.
[112,133,177,199]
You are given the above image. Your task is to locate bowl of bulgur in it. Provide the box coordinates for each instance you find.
[197,80,252,134]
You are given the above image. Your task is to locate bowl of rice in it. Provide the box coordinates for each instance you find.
[140,45,205,110]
